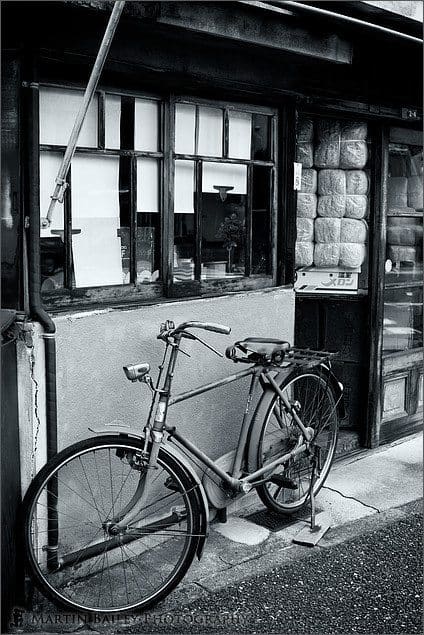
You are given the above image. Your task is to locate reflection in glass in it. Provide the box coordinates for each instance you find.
[383,142,423,353]
[40,152,65,291]
[252,114,271,161]
[202,162,246,278]
[383,286,423,352]
[174,160,195,281]
[136,158,160,283]
[252,166,272,275]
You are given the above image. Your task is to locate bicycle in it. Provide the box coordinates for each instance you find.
[23,320,344,615]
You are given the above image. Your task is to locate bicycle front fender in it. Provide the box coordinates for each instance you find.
[88,426,209,560]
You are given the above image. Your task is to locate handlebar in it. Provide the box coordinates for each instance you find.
[173,321,231,335]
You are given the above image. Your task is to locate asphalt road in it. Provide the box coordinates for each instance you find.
[123,507,423,635]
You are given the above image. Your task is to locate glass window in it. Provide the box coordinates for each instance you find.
[39,88,276,302]
[198,107,223,157]
[104,94,121,150]
[39,87,98,147]
[175,104,196,155]
[40,152,65,291]
[383,141,423,352]
[202,163,247,279]
[228,111,251,160]
[71,155,123,288]
[134,99,160,152]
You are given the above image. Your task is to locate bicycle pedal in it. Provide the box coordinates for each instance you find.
[269,474,298,490]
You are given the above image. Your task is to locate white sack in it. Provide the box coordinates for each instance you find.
[297,118,314,143]
[297,193,317,218]
[296,218,314,242]
[300,169,317,193]
[318,169,346,195]
[314,142,340,168]
[340,218,367,243]
[341,121,368,140]
[346,170,369,195]
[314,243,340,268]
[340,141,368,169]
[317,195,346,218]
[314,217,341,243]
[339,243,366,268]
[345,195,368,219]
[316,119,341,141]
[296,143,314,168]
[295,241,314,267]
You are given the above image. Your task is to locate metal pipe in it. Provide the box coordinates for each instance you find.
[278,1,423,44]
[42,0,126,227]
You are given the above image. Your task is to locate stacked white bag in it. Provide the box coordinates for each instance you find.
[295,116,369,269]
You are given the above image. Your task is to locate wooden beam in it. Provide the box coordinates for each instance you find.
[156,2,352,64]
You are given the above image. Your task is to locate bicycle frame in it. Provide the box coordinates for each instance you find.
[110,331,313,532]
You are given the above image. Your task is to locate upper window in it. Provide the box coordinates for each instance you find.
[38,87,276,304]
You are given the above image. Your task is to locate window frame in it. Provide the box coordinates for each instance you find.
[168,95,278,298]
[37,83,279,309]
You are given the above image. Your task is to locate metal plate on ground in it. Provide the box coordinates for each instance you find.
[292,512,331,546]
[245,506,320,532]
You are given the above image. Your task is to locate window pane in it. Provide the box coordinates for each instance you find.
[198,107,222,157]
[175,104,195,155]
[252,166,272,275]
[105,94,121,149]
[175,160,195,214]
[252,114,271,160]
[71,155,124,287]
[39,87,98,147]
[202,162,247,194]
[202,163,246,279]
[137,158,159,213]
[134,99,159,152]
[136,158,161,283]
[228,111,251,159]
[40,152,65,291]
[174,160,195,281]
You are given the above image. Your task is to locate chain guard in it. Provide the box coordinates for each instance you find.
[202,450,242,509]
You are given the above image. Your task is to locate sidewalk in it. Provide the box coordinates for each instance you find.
[159,430,423,611]
[23,431,422,632]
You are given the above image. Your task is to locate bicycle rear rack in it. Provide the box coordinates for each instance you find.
[282,348,338,370]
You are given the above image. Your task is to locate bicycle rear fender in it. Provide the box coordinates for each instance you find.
[88,426,209,559]
[258,365,345,420]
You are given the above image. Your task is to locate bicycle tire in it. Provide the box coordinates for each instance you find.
[248,369,339,514]
[23,435,202,614]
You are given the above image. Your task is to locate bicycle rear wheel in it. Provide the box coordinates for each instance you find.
[248,370,339,514]
[23,435,202,614]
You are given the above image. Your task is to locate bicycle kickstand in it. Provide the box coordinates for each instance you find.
[292,452,331,547]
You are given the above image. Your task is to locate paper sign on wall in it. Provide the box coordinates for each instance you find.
[294,162,303,190]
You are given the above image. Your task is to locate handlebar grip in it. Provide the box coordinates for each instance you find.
[176,321,231,335]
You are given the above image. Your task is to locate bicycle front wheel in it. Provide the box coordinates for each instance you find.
[23,435,202,614]
[248,370,339,514]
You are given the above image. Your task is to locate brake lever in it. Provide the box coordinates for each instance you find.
[182,331,224,358]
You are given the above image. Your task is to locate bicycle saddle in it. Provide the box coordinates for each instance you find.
[226,338,291,365]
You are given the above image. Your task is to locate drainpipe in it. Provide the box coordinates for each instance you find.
[27,79,58,462]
